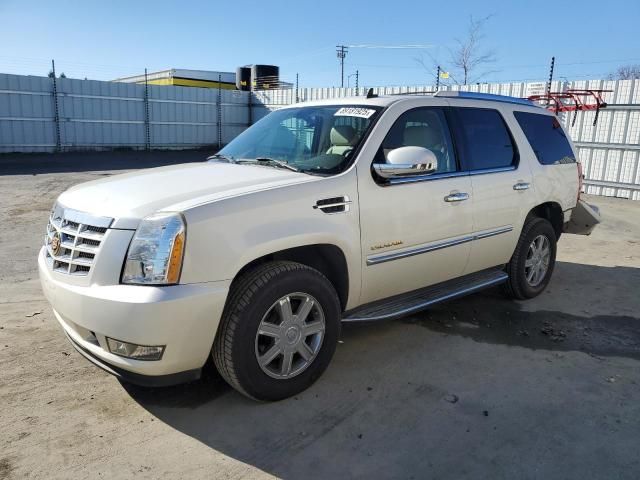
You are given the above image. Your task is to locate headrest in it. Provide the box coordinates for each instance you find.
[403,126,441,148]
[330,125,357,146]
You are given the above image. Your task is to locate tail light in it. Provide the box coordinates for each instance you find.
[577,162,584,200]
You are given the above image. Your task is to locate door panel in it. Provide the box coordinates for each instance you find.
[358,174,474,304]
[465,168,530,273]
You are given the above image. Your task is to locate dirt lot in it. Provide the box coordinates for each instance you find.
[1,152,639,480]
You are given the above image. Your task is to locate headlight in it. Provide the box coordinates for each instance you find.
[122,212,186,285]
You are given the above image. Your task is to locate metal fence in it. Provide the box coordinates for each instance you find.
[0,73,249,152]
[1,73,639,200]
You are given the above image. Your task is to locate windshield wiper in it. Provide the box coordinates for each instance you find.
[207,153,236,163]
[253,157,301,173]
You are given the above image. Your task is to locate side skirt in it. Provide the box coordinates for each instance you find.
[342,268,508,322]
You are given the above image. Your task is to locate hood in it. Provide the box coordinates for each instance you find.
[58,161,317,229]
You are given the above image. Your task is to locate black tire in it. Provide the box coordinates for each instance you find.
[504,217,557,300]
[213,261,341,401]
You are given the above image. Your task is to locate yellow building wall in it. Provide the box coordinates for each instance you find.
[146,77,236,90]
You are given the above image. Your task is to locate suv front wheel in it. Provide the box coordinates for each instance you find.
[504,217,557,300]
[213,261,341,401]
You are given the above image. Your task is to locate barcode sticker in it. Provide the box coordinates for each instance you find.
[334,107,376,119]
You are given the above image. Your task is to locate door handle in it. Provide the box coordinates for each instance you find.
[513,182,530,191]
[444,192,470,203]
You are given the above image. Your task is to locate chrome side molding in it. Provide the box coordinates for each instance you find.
[367,225,513,266]
[367,236,473,266]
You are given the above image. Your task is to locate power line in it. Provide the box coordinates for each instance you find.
[347,44,433,49]
[349,57,640,72]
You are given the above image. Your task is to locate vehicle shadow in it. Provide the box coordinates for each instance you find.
[125,261,640,479]
[0,149,211,175]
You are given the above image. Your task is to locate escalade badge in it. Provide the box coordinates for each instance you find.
[50,232,62,256]
[371,240,403,251]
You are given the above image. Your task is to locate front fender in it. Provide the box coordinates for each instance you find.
[179,170,362,308]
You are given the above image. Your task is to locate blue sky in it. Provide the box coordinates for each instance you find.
[1,0,639,87]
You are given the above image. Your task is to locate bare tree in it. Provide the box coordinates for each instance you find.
[451,15,497,85]
[414,52,455,85]
[608,65,640,80]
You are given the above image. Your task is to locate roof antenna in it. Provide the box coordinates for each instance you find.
[366,88,377,99]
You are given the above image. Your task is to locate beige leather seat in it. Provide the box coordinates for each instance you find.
[403,126,452,172]
[326,125,357,156]
[403,126,442,151]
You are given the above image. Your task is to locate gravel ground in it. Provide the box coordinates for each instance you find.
[1,151,639,480]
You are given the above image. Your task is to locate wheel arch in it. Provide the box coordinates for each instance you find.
[527,201,564,240]
[231,244,350,311]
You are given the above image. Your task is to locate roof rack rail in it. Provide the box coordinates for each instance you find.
[388,90,436,96]
[434,91,535,106]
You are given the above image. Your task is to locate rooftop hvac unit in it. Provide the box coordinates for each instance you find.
[236,66,251,91]
[251,65,279,90]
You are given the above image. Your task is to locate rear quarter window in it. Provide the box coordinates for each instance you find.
[514,111,576,165]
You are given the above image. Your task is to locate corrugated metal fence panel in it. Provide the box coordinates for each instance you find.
[0,74,57,152]
[150,83,215,147]
[563,79,640,200]
[0,73,251,152]
[221,89,250,144]
[147,83,249,148]
[57,77,146,148]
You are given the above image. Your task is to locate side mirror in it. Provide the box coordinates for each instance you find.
[373,146,438,179]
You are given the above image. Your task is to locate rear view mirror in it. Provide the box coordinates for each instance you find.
[373,146,438,179]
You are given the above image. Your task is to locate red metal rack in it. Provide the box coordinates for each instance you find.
[527,89,612,126]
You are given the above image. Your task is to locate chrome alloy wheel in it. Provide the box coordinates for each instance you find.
[254,293,326,379]
[525,234,551,287]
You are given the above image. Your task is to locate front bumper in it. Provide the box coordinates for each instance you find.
[38,247,230,385]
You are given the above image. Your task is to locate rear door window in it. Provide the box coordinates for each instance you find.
[514,111,576,165]
[452,108,517,171]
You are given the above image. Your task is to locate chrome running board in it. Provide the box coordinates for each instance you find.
[342,268,508,322]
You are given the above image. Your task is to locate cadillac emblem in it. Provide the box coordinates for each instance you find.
[50,232,62,256]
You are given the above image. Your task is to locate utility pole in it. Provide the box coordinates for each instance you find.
[436,65,441,91]
[355,70,359,90]
[336,45,348,87]
[295,73,299,103]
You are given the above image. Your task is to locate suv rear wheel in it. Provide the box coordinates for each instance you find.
[504,217,557,300]
[213,261,341,401]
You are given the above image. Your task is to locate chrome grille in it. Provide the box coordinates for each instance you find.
[44,204,113,276]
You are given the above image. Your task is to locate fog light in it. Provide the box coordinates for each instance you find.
[106,337,165,361]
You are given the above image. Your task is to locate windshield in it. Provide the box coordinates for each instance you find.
[216,105,380,175]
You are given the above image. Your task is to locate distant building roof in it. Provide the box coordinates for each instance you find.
[113,69,236,89]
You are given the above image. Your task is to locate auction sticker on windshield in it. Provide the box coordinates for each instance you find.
[334,107,376,119]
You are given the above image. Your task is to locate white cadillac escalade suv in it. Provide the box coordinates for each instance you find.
[39,91,600,401]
